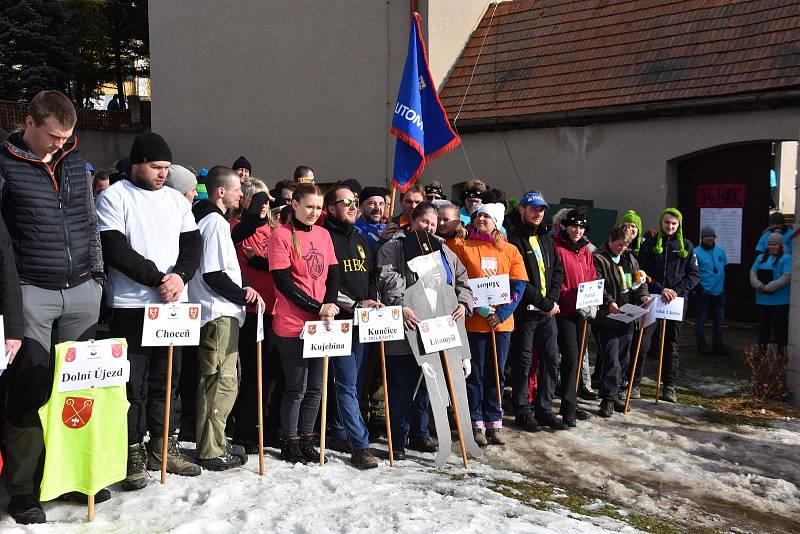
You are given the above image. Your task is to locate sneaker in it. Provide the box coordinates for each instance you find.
[300,435,327,464]
[661,386,678,403]
[197,448,246,471]
[280,439,307,464]
[58,488,111,504]
[8,494,45,524]
[407,435,438,453]
[486,428,506,445]
[514,410,541,432]
[473,429,488,447]
[351,448,379,469]
[327,436,353,454]
[575,408,591,420]
[598,400,614,418]
[392,447,406,461]
[147,437,201,476]
[536,412,567,431]
[123,443,150,491]
[578,387,598,400]
[613,400,626,413]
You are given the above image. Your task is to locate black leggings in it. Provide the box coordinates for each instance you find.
[757,304,789,348]
[555,315,581,415]
[276,335,323,440]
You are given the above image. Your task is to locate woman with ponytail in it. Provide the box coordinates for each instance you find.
[448,203,528,445]
[268,183,340,464]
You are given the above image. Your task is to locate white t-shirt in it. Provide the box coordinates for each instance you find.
[188,210,246,327]
[96,179,197,308]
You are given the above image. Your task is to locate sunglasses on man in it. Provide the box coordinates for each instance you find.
[334,198,359,208]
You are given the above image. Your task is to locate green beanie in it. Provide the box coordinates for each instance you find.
[619,210,643,256]
[653,207,688,258]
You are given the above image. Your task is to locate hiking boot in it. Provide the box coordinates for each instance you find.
[620,385,641,400]
[537,412,567,431]
[327,436,353,454]
[578,387,598,400]
[8,494,45,524]
[486,428,506,445]
[575,408,592,420]
[197,447,247,471]
[123,443,150,491]
[147,437,201,476]
[473,429,488,447]
[613,400,626,413]
[58,488,111,504]
[661,387,678,403]
[300,434,327,464]
[407,435,438,453]
[562,413,577,427]
[514,410,541,432]
[280,439,307,464]
[351,448,379,469]
[392,447,406,461]
[598,400,614,418]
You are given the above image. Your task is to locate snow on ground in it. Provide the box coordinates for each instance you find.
[0,447,640,534]
[484,392,800,533]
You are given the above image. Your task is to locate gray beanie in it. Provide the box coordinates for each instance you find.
[166,164,198,195]
[700,225,715,237]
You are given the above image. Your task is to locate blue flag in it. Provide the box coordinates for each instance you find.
[391,13,460,193]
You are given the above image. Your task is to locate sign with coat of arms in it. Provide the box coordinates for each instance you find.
[141,303,201,347]
[58,339,131,392]
[418,315,462,354]
[357,306,404,343]
[302,320,353,358]
[468,274,511,308]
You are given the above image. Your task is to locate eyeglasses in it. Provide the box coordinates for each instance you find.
[334,198,359,208]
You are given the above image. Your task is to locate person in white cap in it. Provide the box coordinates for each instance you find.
[165,164,198,204]
[448,203,528,446]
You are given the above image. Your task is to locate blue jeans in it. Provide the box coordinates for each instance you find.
[466,331,511,428]
[694,291,725,348]
[386,354,430,447]
[330,339,370,450]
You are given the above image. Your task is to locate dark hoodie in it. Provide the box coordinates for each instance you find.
[638,234,699,298]
[592,241,648,329]
[323,215,377,318]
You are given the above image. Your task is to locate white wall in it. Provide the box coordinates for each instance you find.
[425,108,800,228]
[777,141,798,214]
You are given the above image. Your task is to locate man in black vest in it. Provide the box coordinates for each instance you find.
[0,91,106,524]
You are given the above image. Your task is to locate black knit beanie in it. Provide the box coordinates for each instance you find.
[232,156,252,172]
[130,132,172,164]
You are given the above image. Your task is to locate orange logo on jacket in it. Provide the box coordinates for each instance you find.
[62,397,93,429]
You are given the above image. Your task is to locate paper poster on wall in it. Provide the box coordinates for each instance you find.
[699,208,742,264]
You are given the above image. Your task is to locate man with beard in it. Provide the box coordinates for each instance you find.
[354,186,388,247]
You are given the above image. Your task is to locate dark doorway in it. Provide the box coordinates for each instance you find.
[677,143,772,321]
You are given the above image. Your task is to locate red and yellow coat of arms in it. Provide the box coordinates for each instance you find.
[392,308,401,320]
[360,310,370,323]
[341,322,350,334]
[62,397,93,429]
[147,307,159,320]
[307,324,317,336]
[189,306,200,320]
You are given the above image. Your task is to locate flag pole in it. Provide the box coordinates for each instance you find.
[161,344,173,484]
[256,339,265,476]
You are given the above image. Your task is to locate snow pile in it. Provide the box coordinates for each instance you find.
[0,449,639,533]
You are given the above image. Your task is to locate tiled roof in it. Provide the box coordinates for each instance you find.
[440,0,800,127]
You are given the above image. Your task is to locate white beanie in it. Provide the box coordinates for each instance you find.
[475,203,505,230]
[166,164,198,195]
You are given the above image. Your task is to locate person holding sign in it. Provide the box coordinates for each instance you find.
[268,183,340,464]
[592,225,650,417]
[507,192,566,431]
[633,208,698,403]
[750,233,792,355]
[377,203,475,462]
[96,132,203,491]
[322,185,381,469]
[449,203,527,445]
[189,167,262,470]
[552,209,595,426]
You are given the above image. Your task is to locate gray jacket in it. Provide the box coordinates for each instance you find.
[376,231,473,356]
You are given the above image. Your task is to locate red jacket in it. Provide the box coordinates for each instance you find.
[553,232,595,316]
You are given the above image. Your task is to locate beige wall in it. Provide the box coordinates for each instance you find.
[424,1,492,88]
[777,141,798,214]
[425,108,800,228]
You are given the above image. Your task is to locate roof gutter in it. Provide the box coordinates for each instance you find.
[450,89,800,132]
